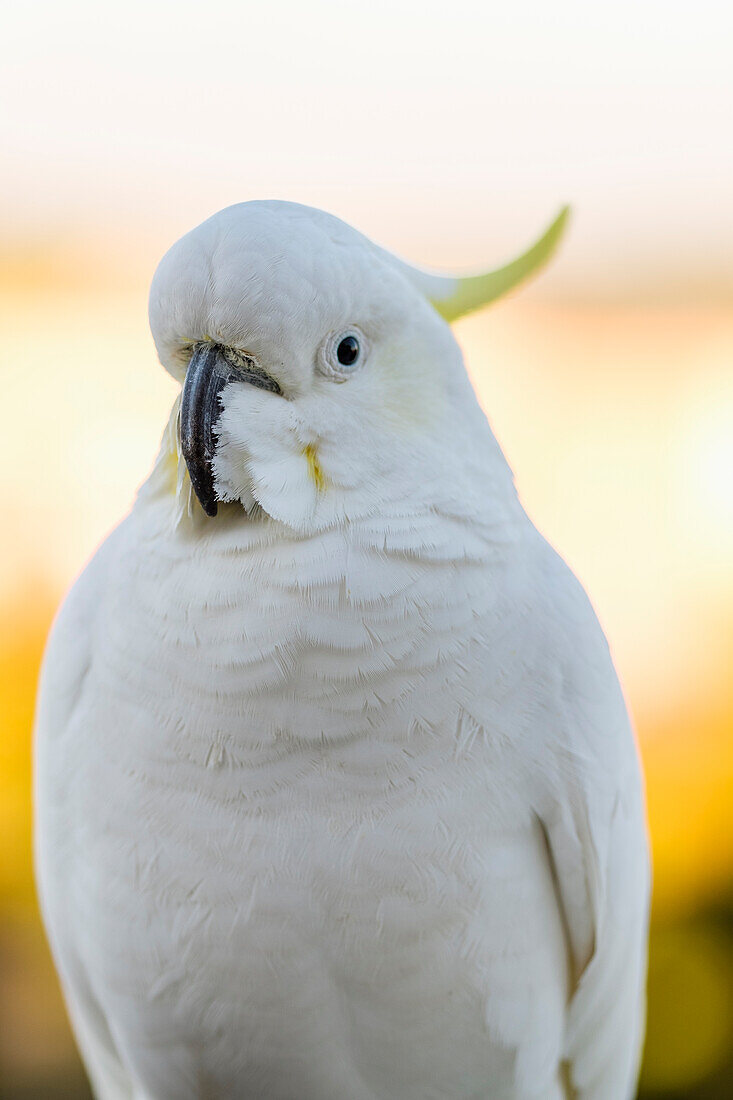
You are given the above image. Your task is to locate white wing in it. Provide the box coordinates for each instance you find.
[534,545,650,1099]
[34,528,137,1100]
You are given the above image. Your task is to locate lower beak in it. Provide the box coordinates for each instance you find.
[179,342,280,517]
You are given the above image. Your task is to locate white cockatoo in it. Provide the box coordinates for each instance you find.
[35,201,649,1100]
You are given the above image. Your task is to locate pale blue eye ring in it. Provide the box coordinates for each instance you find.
[318,327,368,381]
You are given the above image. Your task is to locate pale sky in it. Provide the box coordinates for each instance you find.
[2,0,732,297]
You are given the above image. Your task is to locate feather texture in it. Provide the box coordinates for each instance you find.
[34,201,649,1100]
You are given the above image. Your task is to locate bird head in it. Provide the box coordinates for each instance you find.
[148,201,568,531]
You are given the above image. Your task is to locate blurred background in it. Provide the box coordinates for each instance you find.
[1,1,731,1096]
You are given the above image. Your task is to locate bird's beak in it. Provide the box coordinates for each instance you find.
[179,342,280,517]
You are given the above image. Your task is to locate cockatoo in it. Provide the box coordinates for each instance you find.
[35,201,649,1100]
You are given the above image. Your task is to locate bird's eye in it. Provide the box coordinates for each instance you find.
[318,327,368,381]
[337,335,359,366]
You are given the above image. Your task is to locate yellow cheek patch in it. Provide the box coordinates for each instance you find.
[158,395,184,495]
[303,443,326,491]
[162,443,180,494]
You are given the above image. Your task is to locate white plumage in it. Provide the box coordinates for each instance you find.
[34,201,649,1099]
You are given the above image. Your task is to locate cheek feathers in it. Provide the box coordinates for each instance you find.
[370,346,448,436]
[210,388,330,529]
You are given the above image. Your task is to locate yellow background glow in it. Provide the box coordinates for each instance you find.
[1,2,731,1096]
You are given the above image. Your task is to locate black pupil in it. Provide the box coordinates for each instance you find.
[337,335,360,366]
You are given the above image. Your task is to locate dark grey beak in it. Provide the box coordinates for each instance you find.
[180,343,281,517]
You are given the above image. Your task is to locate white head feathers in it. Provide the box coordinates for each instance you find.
[147,201,567,531]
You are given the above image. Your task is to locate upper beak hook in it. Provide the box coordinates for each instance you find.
[179,343,283,517]
[179,343,236,517]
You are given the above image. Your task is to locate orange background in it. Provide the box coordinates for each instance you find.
[1,3,732,1096]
